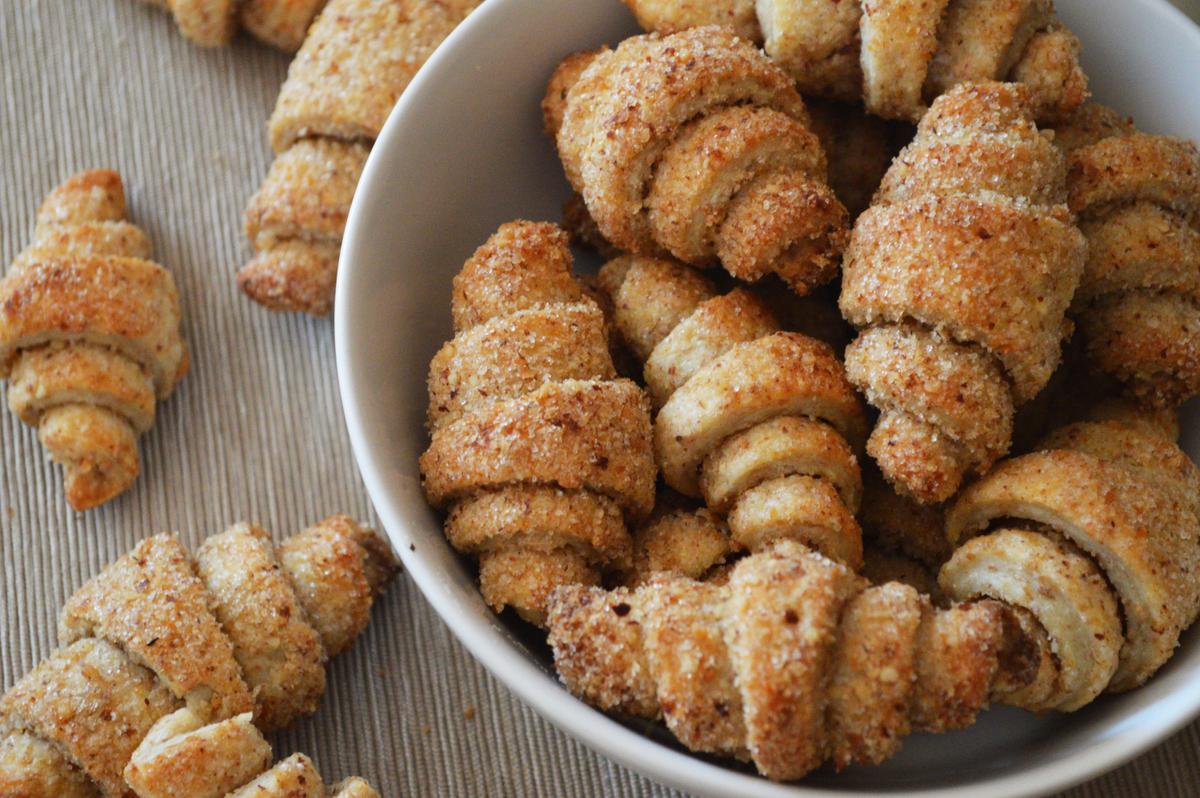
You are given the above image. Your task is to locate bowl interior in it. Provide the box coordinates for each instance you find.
[336,1,1200,795]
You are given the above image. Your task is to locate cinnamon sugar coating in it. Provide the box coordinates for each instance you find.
[239,139,368,315]
[123,709,272,798]
[243,0,477,314]
[0,170,187,509]
[841,82,1084,503]
[0,517,394,796]
[552,27,848,295]
[422,222,654,624]
[947,434,1200,693]
[123,708,380,798]
[1,639,180,797]
[1053,104,1200,407]
[58,533,255,721]
[626,0,1087,122]
[547,540,1031,780]
[594,254,868,568]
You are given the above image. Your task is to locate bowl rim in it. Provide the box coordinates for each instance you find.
[335,1,1200,795]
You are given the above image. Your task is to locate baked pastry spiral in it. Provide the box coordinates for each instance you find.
[548,539,1034,780]
[240,0,478,314]
[0,169,188,510]
[1050,103,1200,408]
[0,516,396,798]
[420,222,656,625]
[942,416,1200,711]
[549,26,850,296]
[839,81,1086,504]
[621,0,1088,123]
[598,254,869,568]
[124,708,379,798]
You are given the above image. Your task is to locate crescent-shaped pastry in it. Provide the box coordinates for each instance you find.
[547,539,1034,781]
[420,222,656,625]
[944,419,1200,700]
[240,0,478,314]
[551,27,849,295]
[1052,104,1200,407]
[840,81,1084,503]
[123,708,380,798]
[0,516,396,797]
[621,0,1086,122]
[595,254,868,568]
[0,170,188,510]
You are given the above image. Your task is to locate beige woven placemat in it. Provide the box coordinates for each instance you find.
[1,1,1197,795]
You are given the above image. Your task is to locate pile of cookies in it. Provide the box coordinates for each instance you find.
[420,16,1200,783]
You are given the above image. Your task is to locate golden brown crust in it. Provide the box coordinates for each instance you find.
[195,525,328,732]
[555,27,846,291]
[631,1,1086,121]
[0,732,99,798]
[225,754,325,798]
[644,289,778,409]
[58,534,253,721]
[637,576,747,757]
[0,639,179,798]
[1051,102,1134,155]
[599,255,717,364]
[277,515,397,658]
[268,0,478,152]
[450,221,582,331]
[656,332,867,496]
[245,139,369,252]
[541,50,604,140]
[546,584,660,718]
[624,506,733,587]
[646,105,826,266]
[425,222,651,626]
[0,255,186,397]
[939,528,1121,711]
[239,139,368,317]
[239,0,327,51]
[123,709,273,798]
[925,0,1052,100]
[1009,25,1089,123]
[36,404,141,511]
[1060,126,1200,407]
[328,777,382,798]
[860,0,952,122]
[727,474,863,568]
[427,303,614,430]
[908,599,1010,732]
[447,487,628,562]
[237,241,340,316]
[947,448,1200,690]
[827,582,922,768]
[841,82,1083,503]
[1069,133,1200,222]
[758,0,862,100]
[9,343,155,433]
[844,194,1082,403]
[422,379,656,520]
[549,540,1027,780]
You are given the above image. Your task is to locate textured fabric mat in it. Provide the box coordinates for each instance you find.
[1,1,1198,796]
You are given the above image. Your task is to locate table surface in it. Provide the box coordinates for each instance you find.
[2,1,1199,796]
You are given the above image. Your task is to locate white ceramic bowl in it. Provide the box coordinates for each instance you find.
[336,1,1200,795]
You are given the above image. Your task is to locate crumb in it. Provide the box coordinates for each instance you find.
[463,706,476,721]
